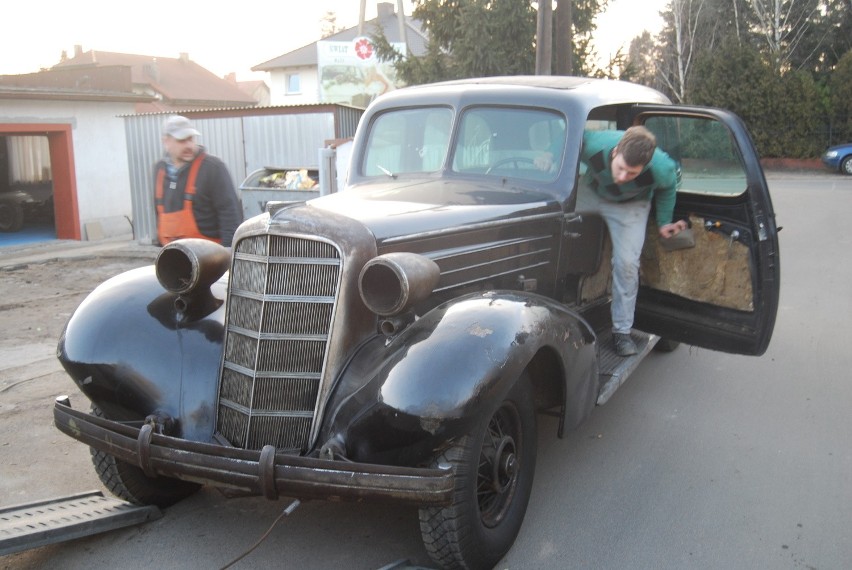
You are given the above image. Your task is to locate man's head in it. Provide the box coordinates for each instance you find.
[162,115,200,166]
[610,125,656,184]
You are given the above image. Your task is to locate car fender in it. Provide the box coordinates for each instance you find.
[322,290,597,465]
[58,266,226,442]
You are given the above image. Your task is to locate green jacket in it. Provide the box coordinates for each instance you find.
[580,130,678,227]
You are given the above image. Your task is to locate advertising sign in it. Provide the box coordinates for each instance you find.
[317,37,404,107]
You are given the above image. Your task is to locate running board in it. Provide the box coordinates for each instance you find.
[0,490,161,556]
[596,330,659,405]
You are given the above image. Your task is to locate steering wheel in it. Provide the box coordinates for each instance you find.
[485,157,536,175]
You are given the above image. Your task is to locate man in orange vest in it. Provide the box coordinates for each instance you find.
[154,115,242,247]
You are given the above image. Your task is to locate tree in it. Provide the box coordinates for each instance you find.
[373,0,609,85]
[320,11,344,38]
[622,31,659,88]
[748,0,822,72]
[828,50,852,144]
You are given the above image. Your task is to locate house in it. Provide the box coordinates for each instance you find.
[0,50,261,244]
[0,67,153,240]
[253,2,427,106]
[226,73,271,107]
[52,46,258,113]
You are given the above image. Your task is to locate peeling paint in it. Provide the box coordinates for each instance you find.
[468,323,493,338]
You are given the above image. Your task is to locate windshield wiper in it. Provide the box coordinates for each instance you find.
[376,164,397,179]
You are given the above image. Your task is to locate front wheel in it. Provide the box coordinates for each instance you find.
[841,156,852,175]
[90,406,201,508]
[419,373,537,569]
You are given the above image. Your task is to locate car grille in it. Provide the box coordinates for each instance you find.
[216,234,341,452]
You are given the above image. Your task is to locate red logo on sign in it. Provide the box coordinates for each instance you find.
[355,38,373,60]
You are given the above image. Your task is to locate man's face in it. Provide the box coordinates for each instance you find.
[164,135,198,166]
[610,151,644,184]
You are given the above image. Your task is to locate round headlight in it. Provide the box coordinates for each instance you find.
[359,252,440,316]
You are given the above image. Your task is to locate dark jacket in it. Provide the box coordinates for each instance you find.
[154,148,243,246]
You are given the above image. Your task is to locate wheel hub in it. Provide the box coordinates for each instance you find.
[490,435,516,493]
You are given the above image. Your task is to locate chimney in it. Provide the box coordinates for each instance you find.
[179,52,190,63]
[74,45,83,58]
[225,72,237,84]
[377,2,394,18]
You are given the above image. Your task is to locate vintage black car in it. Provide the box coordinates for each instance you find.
[53,76,780,569]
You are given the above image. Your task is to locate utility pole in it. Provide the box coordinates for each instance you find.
[535,0,553,75]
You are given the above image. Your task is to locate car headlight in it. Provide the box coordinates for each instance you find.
[825,150,838,158]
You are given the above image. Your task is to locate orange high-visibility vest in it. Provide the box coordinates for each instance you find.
[154,153,221,245]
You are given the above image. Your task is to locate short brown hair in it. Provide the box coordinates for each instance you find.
[616,126,656,167]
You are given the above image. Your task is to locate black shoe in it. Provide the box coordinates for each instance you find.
[613,333,638,356]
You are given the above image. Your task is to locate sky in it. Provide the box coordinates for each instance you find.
[1,0,666,82]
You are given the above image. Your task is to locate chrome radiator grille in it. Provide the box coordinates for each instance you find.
[216,234,341,452]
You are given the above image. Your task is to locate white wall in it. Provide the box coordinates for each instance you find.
[268,67,320,106]
[1,99,137,239]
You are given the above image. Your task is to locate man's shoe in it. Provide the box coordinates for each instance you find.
[613,333,638,356]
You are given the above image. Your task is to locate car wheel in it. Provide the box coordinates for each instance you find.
[90,405,201,508]
[841,156,852,175]
[653,338,681,352]
[0,202,24,232]
[419,373,537,569]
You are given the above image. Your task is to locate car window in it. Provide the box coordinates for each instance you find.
[362,107,453,176]
[451,107,566,182]
[645,116,747,197]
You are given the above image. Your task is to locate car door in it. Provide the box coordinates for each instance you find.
[628,105,780,356]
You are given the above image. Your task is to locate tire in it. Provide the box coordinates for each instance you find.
[0,201,24,232]
[419,374,537,569]
[90,406,201,508]
[841,156,852,175]
[653,338,681,352]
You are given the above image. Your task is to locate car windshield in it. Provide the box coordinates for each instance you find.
[361,106,566,183]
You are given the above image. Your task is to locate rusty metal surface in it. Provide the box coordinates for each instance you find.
[0,490,161,556]
[53,401,454,507]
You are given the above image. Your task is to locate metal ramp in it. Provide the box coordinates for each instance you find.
[0,490,161,556]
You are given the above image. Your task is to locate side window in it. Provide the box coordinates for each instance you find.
[645,116,747,196]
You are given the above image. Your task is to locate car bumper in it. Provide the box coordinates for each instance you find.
[54,397,454,507]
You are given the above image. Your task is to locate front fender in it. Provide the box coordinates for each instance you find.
[58,266,226,442]
[323,291,596,465]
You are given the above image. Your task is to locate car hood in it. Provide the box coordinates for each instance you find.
[300,177,562,243]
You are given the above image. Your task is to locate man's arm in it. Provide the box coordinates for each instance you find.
[206,159,243,247]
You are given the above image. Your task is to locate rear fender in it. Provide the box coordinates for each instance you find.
[58,266,227,441]
[322,291,597,465]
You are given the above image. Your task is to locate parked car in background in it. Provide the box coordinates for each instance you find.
[53,76,780,569]
[822,142,852,175]
[0,181,53,232]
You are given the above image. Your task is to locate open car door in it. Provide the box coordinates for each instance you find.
[629,106,780,356]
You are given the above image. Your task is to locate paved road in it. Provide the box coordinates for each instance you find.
[2,172,850,569]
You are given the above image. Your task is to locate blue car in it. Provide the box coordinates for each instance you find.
[822,142,852,175]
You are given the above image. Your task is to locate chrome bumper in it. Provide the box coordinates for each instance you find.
[54,398,453,507]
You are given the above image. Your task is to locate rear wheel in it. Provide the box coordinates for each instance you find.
[419,374,537,569]
[90,406,200,508]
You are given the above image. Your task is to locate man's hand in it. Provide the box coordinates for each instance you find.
[534,152,553,172]
[658,219,688,239]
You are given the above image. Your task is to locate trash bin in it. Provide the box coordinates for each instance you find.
[240,167,321,219]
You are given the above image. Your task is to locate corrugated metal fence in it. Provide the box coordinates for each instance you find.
[123,105,363,244]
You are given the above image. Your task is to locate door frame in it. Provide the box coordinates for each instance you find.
[0,123,80,240]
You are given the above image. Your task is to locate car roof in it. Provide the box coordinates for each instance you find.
[370,75,672,110]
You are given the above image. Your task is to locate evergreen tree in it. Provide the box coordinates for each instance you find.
[371,0,609,85]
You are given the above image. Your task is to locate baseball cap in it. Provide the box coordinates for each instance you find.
[162,115,200,140]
